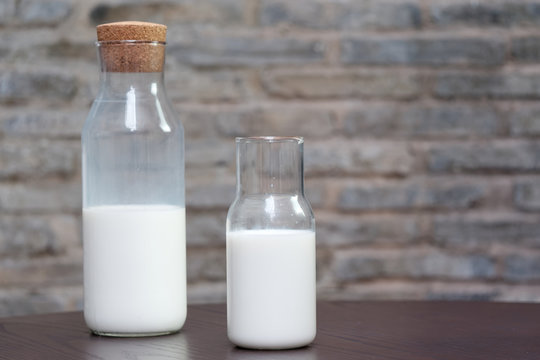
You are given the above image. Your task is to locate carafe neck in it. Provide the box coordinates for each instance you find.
[96,41,166,96]
[99,72,165,98]
[236,137,305,196]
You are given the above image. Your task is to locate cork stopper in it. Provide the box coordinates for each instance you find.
[97,21,167,42]
[96,21,167,73]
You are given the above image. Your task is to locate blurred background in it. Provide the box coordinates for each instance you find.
[2,0,540,316]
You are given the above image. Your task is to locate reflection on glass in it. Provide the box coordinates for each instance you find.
[82,332,189,360]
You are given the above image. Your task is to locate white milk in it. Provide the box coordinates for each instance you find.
[83,205,186,336]
[227,229,316,349]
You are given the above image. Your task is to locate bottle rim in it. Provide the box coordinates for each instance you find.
[96,40,166,46]
[236,136,304,144]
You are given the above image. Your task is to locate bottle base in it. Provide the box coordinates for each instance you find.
[233,343,312,351]
[228,332,316,350]
[91,329,180,337]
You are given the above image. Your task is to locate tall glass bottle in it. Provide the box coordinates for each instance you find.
[82,22,186,337]
[226,136,316,349]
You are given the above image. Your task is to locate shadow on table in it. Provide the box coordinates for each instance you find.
[227,346,318,360]
[82,332,190,359]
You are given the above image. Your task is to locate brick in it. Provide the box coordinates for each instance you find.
[341,37,504,66]
[2,111,85,138]
[0,215,78,258]
[434,215,540,249]
[166,70,254,103]
[430,1,540,27]
[214,108,336,138]
[0,182,81,212]
[319,281,430,301]
[187,249,225,283]
[316,214,426,247]
[186,182,235,209]
[338,181,484,211]
[262,69,422,99]
[514,180,540,211]
[0,46,9,60]
[0,140,76,179]
[305,140,414,176]
[428,143,540,173]
[260,0,329,29]
[0,289,63,317]
[0,256,82,287]
[511,36,540,63]
[17,0,71,26]
[260,0,421,30]
[186,211,226,246]
[434,72,540,99]
[0,0,15,25]
[187,283,226,304]
[510,106,540,136]
[494,285,540,302]
[168,37,325,67]
[334,253,382,280]
[316,249,332,284]
[305,180,326,208]
[180,110,221,139]
[0,71,77,103]
[504,255,540,282]
[186,139,234,168]
[46,214,80,252]
[344,104,503,138]
[333,249,496,281]
[0,287,81,317]
[45,39,95,61]
[427,283,498,301]
[0,216,55,257]
[90,0,243,26]
[334,0,421,30]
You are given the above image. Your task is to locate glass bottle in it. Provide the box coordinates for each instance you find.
[82,21,186,337]
[226,136,316,349]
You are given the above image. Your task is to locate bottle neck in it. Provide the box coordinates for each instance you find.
[99,71,165,97]
[96,41,166,96]
[236,137,304,196]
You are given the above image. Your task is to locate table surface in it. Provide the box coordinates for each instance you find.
[1,301,540,360]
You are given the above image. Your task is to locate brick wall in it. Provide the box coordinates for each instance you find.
[2,0,540,316]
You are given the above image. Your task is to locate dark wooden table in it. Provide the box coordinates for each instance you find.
[1,301,540,359]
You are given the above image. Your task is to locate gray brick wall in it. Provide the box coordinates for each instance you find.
[2,0,540,316]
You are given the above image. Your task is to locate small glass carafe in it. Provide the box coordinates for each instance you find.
[226,136,316,349]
